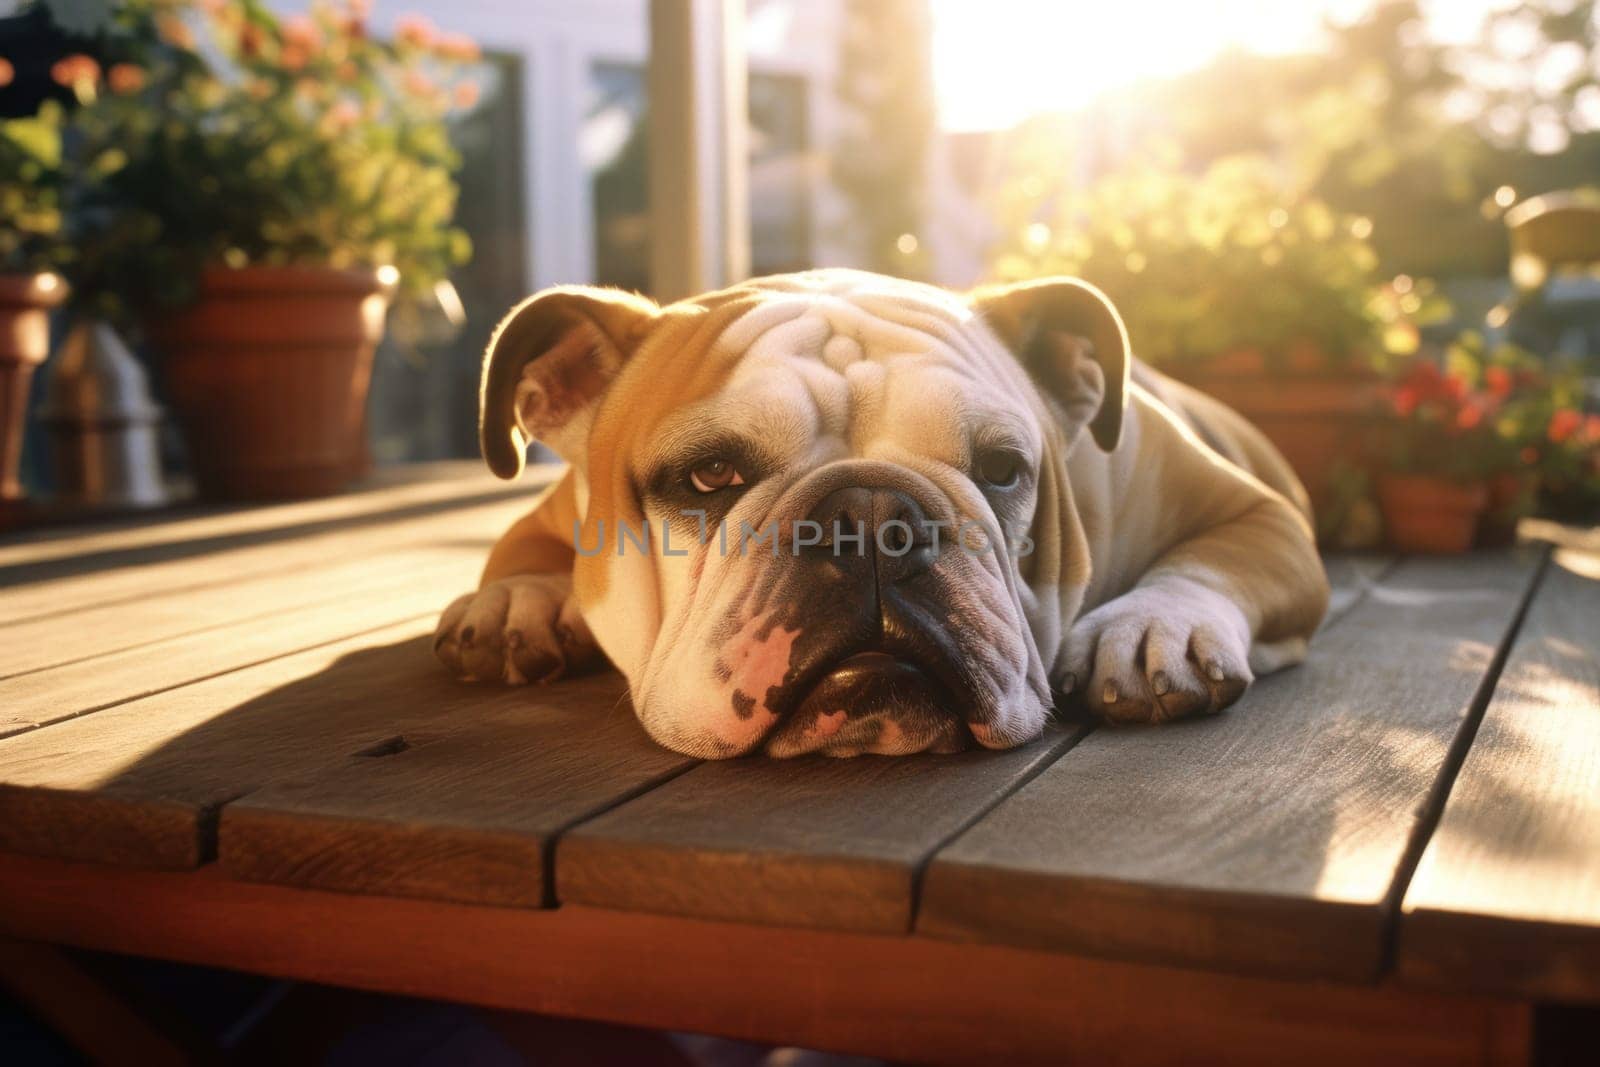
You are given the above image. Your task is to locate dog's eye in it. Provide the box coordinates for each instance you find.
[975,449,1024,489]
[689,459,746,493]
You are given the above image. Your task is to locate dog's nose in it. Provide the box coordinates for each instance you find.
[802,486,935,581]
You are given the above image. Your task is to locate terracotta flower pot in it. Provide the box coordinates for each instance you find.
[146,265,391,500]
[1169,362,1391,520]
[0,272,67,503]
[1376,473,1488,554]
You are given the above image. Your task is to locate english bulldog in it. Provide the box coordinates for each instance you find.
[435,270,1329,758]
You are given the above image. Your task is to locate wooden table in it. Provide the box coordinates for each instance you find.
[0,463,1595,1065]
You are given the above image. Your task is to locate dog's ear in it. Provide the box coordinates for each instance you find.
[970,277,1130,451]
[480,286,659,478]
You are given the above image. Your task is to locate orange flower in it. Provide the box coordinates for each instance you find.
[281,44,309,71]
[404,69,437,98]
[0,57,13,89]
[436,32,481,62]
[157,15,196,51]
[107,63,146,94]
[1484,365,1512,399]
[282,15,322,53]
[396,15,436,49]
[50,53,100,88]
[1455,402,1484,431]
[327,99,361,130]
[1548,408,1582,444]
[452,80,480,109]
[1584,415,1600,444]
[336,59,359,82]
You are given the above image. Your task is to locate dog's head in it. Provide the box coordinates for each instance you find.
[480,270,1128,757]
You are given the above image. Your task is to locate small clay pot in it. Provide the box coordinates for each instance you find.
[1376,473,1489,554]
[146,265,392,500]
[0,272,68,504]
[1170,362,1391,524]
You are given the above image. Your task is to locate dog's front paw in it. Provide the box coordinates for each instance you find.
[1061,582,1253,724]
[434,574,601,685]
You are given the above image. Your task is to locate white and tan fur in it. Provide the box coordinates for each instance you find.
[435,270,1329,758]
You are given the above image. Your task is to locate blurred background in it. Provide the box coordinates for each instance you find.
[1,0,1598,549]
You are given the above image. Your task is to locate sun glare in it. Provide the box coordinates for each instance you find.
[928,0,1492,132]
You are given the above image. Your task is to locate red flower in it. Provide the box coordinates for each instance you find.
[1484,365,1512,399]
[1392,386,1419,417]
[1549,408,1582,444]
[1520,446,1539,465]
[1584,415,1600,444]
[1456,402,1484,431]
[0,57,13,89]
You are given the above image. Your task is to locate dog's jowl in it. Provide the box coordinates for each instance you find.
[434,270,1329,758]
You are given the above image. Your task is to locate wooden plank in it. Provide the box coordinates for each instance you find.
[0,460,551,572]
[218,674,692,908]
[1322,553,1394,622]
[0,543,484,682]
[556,725,1079,932]
[917,552,1544,981]
[1399,549,1600,1003]
[0,622,667,869]
[0,854,1534,1067]
[0,490,532,625]
[0,551,481,737]
[0,938,193,1066]
[552,559,1387,933]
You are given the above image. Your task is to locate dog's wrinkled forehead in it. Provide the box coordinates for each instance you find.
[638,273,1038,461]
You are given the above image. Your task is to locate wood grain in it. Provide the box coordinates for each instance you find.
[1399,550,1600,1002]
[0,460,552,573]
[557,724,1081,931]
[219,672,692,908]
[0,543,485,681]
[0,853,1533,1067]
[0,488,535,625]
[0,625,667,869]
[0,551,481,737]
[917,552,1544,980]
[552,559,1385,933]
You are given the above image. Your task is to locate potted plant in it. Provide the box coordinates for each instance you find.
[1374,357,1500,553]
[64,1,479,499]
[0,100,68,510]
[991,154,1442,516]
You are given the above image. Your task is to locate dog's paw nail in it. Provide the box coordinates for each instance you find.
[1151,670,1171,696]
[1102,681,1119,704]
[459,625,476,646]
[1204,661,1225,682]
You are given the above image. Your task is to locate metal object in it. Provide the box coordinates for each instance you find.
[36,320,169,509]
